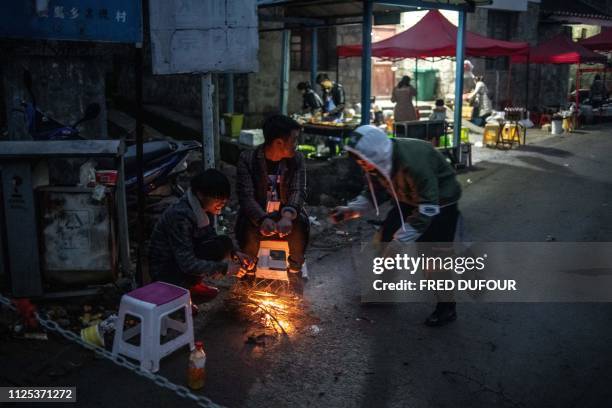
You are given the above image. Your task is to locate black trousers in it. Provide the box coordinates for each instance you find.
[380,203,460,304]
[235,212,310,271]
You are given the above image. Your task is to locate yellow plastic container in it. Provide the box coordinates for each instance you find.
[439,128,469,147]
[223,114,244,138]
[502,123,521,143]
[483,124,499,146]
[81,324,104,347]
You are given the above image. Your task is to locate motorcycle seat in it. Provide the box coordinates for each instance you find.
[124,141,176,165]
[96,141,176,171]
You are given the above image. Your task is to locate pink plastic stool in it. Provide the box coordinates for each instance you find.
[112,282,194,372]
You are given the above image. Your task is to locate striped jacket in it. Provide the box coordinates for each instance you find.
[236,145,307,225]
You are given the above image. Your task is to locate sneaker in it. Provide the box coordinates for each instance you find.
[189,282,220,302]
[424,302,457,327]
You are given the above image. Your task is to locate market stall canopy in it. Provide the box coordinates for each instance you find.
[337,10,528,59]
[512,34,607,64]
[580,29,612,51]
[258,0,492,19]
[540,0,612,27]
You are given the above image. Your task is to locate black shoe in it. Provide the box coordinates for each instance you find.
[424,302,457,327]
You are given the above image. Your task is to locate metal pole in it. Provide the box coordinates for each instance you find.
[336,53,340,82]
[576,65,581,109]
[116,150,132,286]
[415,58,418,110]
[452,10,467,151]
[201,74,215,169]
[225,73,234,113]
[311,27,318,87]
[135,43,145,286]
[361,0,373,125]
[213,74,220,168]
[280,29,291,115]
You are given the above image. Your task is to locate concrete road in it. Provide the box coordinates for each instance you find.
[2,125,612,408]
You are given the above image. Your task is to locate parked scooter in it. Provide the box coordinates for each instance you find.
[17,70,201,198]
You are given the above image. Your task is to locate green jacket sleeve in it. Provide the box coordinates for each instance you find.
[401,152,440,233]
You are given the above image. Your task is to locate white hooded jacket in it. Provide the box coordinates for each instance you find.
[344,125,461,242]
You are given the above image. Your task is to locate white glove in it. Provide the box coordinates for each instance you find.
[393,224,422,242]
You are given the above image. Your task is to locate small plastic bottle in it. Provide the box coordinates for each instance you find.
[187,341,206,390]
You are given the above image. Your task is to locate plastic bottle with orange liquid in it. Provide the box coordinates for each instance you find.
[187,341,207,390]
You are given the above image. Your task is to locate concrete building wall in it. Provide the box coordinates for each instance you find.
[114,42,249,120]
[246,30,282,127]
[531,23,571,108]
[0,43,109,141]
[337,24,363,108]
[0,41,110,184]
[465,3,571,110]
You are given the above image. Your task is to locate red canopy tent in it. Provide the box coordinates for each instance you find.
[512,34,607,109]
[337,10,529,59]
[579,29,612,51]
[511,34,607,64]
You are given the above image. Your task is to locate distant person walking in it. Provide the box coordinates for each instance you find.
[392,76,418,122]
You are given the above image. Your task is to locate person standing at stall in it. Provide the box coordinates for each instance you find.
[316,73,346,120]
[297,81,324,114]
[391,76,418,122]
[463,60,476,93]
[466,75,492,126]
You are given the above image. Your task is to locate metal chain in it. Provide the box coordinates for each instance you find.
[0,295,16,311]
[0,294,223,408]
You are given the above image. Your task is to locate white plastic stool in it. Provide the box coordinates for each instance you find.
[112,282,194,372]
[255,240,290,281]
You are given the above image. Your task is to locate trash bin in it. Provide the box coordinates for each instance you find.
[413,68,438,101]
[551,119,563,134]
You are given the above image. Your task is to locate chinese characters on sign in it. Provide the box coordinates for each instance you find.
[0,1,142,43]
[46,6,126,22]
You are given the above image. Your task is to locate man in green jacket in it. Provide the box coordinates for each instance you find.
[331,125,462,326]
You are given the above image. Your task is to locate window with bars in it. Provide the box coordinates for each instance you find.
[290,28,337,72]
